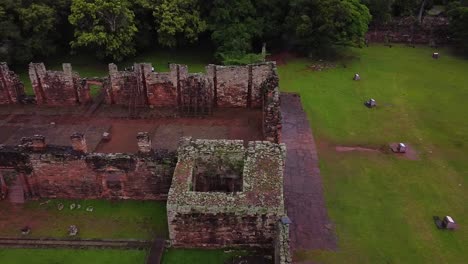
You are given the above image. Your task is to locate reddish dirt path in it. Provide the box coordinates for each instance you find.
[280,93,337,252]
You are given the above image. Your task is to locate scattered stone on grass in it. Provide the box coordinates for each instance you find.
[365,98,377,108]
[21,226,31,235]
[77,204,81,209]
[433,52,440,59]
[353,73,361,81]
[39,200,51,206]
[70,203,76,210]
[86,206,94,212]
[68,225,78,236]
[57,203,64,211]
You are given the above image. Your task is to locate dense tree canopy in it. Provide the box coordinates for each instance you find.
[153,0,206,48]
[287,0,371,56]
[1,0,466,65]
[208,0,261,62]
[448,1,468,56]
[0,0,68,65]
[68,0,138,61]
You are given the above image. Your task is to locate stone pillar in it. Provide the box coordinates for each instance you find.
[71,132,88,153]
[32,135,46,151]
[28,63,47,105]
[137,132,152,153]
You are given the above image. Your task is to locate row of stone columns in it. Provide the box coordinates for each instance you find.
[20,132,152,154]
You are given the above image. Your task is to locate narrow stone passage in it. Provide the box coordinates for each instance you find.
[280,93,337,251]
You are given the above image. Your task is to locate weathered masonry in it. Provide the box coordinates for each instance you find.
[167,138,286,248]
[0,134,176,200]
[1,62,282,143]
[0,63,25,104]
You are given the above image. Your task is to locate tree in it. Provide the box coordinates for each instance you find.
[209,0,261,63]
[0,0,62,65]
[68,0,138,61]
[286,0,371,56]
[362,0,394,24]
[152,0,206,48]
[448,1,468,56]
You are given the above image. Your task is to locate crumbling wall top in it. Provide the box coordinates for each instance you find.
[168,138,286,215]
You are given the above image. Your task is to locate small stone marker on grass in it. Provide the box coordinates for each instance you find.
[434,215,458,230]
[433,52,440,59]
[68,225,78,236]
[365,98,377,108]
[396,143,407,153]
[353,73,361,81]
[21,226,31,235]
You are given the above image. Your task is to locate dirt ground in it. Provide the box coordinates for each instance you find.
[0,105,263,152]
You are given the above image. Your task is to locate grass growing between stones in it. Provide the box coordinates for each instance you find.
[0,248,147,264]
[278,45,467,263]
[0,199,168,239]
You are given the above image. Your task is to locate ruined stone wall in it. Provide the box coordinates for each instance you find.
[274,222,292,264]
[167,138,286,248]
[205,62,275,108]
[367,16,449,44]
[0,63,25,104]
[29,63,91,106]
[0,138,176,200]
[169,212,279,247]
[262,65,282,143]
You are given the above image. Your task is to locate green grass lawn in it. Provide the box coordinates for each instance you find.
[161,249,249,264]
[0,248,251,264]
[278,45,467,263]
[0,199,168,239]
[0,249,147,264]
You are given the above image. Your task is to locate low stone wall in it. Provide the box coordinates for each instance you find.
[366,16,449,45]
[0,63,25,104]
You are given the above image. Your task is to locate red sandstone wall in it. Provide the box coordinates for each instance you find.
[170,212,278,248]
[30,159,102,199]
[0,63,25,104]
[28,63,91,106]
[23,153,175,200]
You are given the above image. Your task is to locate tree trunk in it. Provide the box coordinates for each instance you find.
[418,0,427,24]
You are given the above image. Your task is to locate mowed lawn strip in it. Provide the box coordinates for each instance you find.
[0,199,168,239]
[0,248,147,264]
[278,45,467,263]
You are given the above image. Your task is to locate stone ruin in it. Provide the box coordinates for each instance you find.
[1,61,282,143]
[167,138,286,248]
[366,16,450,45]
[0,61,290,263]
[0,63,25,104]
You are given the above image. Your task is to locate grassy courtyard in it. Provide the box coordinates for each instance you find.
[278,45,467,263]
[0,199,168,239]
